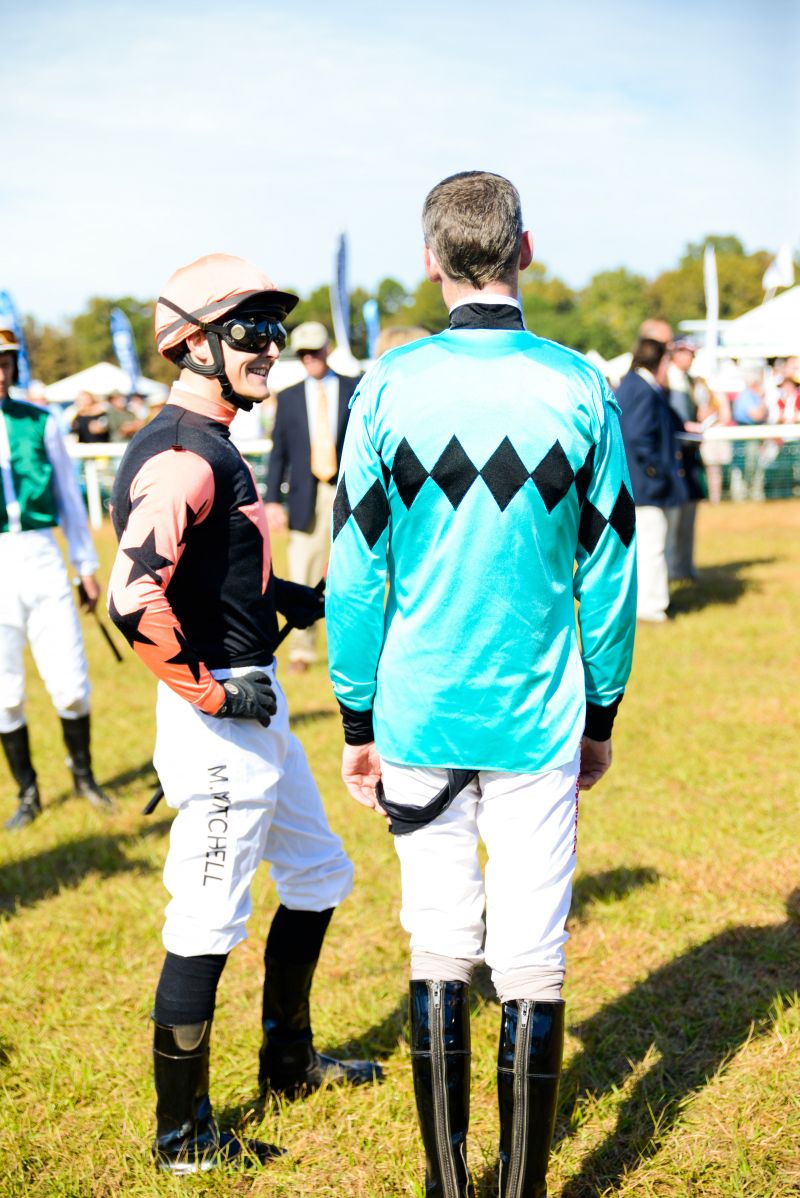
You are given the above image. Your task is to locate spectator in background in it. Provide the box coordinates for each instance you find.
[666,337,705,581]
[731,371,768,501]
[71,390,110,443]
[374,325,430,356]
[639,317,673,346]
[617,338,688,622]
[105,391,144,442]
[696,382,733,504]
[264,322,359,672]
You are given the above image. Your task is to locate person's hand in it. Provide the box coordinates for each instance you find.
[579,736,612,790]
[265,502,288,532]
[341,742,385,813]
[79,574,101,613]
[274,578,325,628]
[213,672,277,727]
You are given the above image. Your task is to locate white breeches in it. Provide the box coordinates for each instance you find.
[154,663,354,956]
[0,530,90,733]
[380,752,580,979]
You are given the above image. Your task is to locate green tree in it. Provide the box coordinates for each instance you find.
[649,241,771,327]
[285,285,333,336]
[394,278,448,332]
[681,234,745,264]
[375,277,409,317]
[575,268,650,358]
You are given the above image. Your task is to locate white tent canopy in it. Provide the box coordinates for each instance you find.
[43,361,169,403]
[721,286,800,358]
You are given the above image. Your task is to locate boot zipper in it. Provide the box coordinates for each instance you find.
[430,981,459,1198]
[506,999,531,1198]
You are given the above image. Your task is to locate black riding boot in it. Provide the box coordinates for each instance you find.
[409,980,473,1198]
[60,714,112,808]
[2,726,41,830]
[258,956,382,1097]
[153,1019,281,1173]
[497,1000,564,1198]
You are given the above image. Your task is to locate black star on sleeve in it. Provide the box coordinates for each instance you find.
[178,502,200,546]
[108,595,156,648]
[124,528,174,586]
[165,627,202,684]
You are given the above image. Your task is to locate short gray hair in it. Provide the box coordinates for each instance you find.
[422,171,524,288]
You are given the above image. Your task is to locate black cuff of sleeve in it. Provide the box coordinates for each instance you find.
[273,577,295,617]
[584,696,622,741]
[338,702,375,746]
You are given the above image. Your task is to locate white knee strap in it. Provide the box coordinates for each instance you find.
[410,951,474,985]
[493,966,565,1003]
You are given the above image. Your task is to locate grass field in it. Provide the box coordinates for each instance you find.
[0,501,798,1198]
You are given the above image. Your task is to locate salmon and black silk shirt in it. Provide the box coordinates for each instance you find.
[108,385,278,715]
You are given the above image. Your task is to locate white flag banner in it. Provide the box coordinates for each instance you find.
[331,233,351,354]
[762,244,795,294]
[704,244,719,375]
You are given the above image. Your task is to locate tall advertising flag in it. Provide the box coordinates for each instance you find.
[703,243,719,377]
[0,290,31,390]
[362,298,380,359]
[110,307,141,395]
[331,233,351,355]
[762,244,795,300]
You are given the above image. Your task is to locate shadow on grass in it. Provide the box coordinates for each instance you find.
[0,819,172,917]
[570,866,660,924]
[554,892,800,1197]
[668,556,775,617]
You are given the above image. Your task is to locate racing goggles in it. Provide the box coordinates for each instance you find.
[218,315,287,354]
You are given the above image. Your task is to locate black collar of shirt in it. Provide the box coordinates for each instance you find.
[448,302,525,331]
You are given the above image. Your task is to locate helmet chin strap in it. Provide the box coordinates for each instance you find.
[179,333,255,413]
[159,296,255,412]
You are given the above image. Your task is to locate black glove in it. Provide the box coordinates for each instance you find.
[213,672,277,727]
[273,578,325,630]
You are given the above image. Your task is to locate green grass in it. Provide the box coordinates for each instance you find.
[0,501,798,1197]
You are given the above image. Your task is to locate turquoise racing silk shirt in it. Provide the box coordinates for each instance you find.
[326,310,637,773]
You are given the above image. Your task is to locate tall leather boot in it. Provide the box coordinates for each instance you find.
[60,714,112,808]
[409,979,473,1198]
[2,726,42,830]
[497,1000,564,1198]
[258,957,382,1097]
[153,1019,282,1173]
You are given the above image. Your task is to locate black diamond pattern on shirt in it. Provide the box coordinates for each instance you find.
[480,436,529,511]
[124,528,173,586]
[578,500,607,555]
[531,440,575,513]
[337,434,631,556]
[332,476,352,541]
[352,479,390,549]
[573,443,595,507]
[431,436,479,509]
[108,595,155,648]
[392,437,429,509]
[608,483,635,547]
[165,627,202,683]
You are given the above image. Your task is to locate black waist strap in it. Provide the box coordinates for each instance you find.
[378,769,478,836]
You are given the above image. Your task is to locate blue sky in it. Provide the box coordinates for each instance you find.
[2,0,798,323]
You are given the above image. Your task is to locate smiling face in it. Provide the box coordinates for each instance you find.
[219,338,281,402]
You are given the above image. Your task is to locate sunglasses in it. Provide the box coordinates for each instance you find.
[219,316,287,354]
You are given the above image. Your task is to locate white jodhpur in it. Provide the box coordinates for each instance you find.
[154,662,353,957]
[0,529,91,733]
[381,752,580,985]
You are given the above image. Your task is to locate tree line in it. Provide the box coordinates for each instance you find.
[22,235,781,385]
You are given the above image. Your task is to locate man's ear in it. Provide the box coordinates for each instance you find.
[519,230,534,272]
[185,328,212,366]
[423,245,443,284]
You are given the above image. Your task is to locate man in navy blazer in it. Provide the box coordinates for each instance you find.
[617,337,688,623]
[265,322,359,669]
